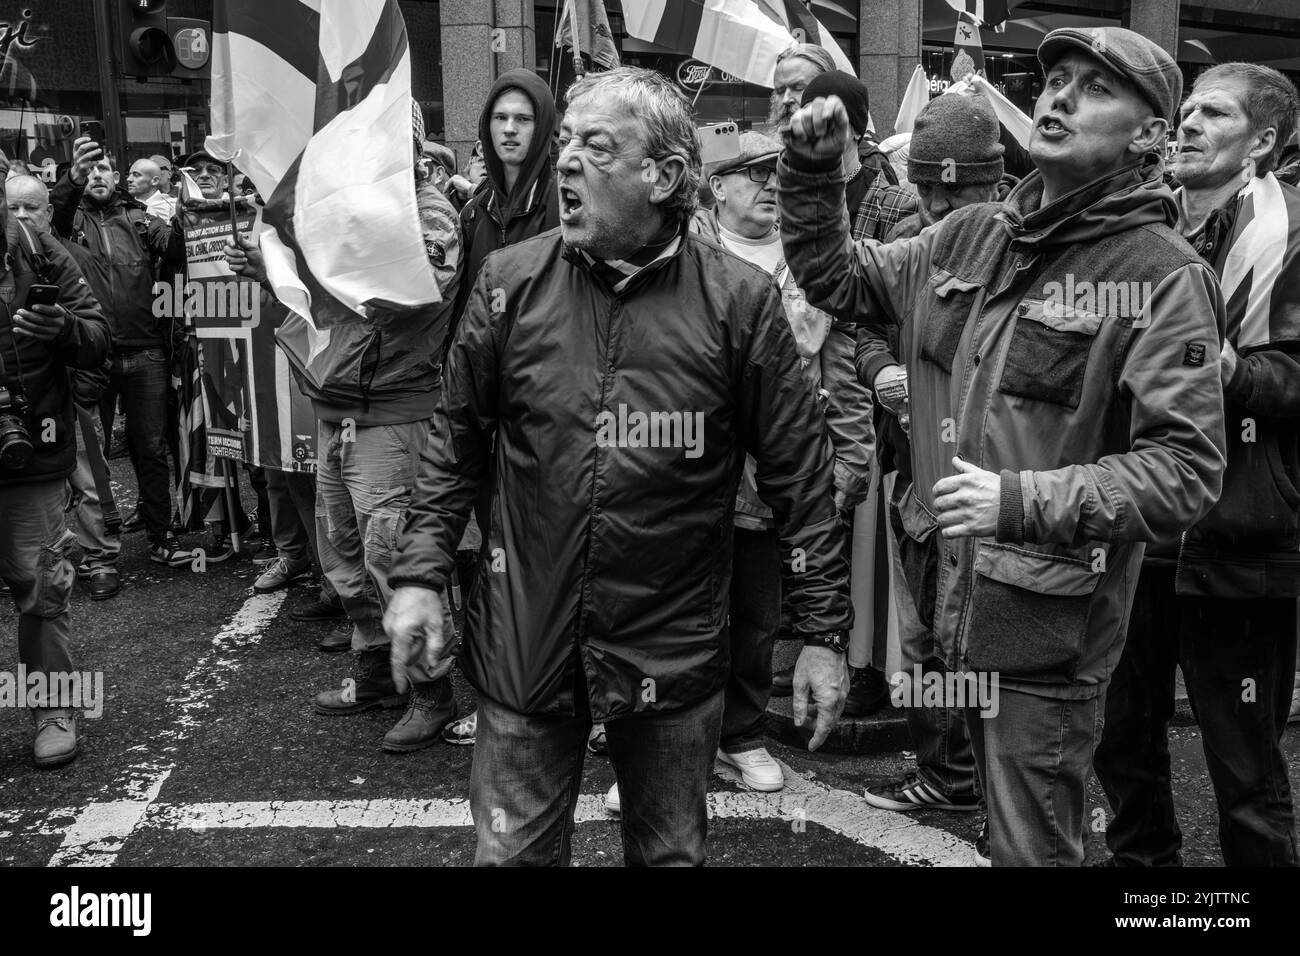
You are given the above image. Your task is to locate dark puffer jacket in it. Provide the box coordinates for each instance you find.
[390,224,853,720]
[0,217,112,486]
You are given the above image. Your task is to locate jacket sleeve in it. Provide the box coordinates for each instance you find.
[999,262,1228,546]
[820,320,874,507]
[42,235,112,372]
[739,283,853,636]
[50,172,84,240]
[1224,344,1300,417]
[854,323,900,393]
[143,211,185,273]
[777,151,936,329]
[389,262,503,592]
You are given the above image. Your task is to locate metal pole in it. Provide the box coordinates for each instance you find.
[91,0,128,157]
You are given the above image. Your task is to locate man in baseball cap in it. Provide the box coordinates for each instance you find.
[181,148,227,201]
[779,27,1226,865]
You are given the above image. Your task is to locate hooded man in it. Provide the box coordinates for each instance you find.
[779,27,1228,866]
[452,68,560,342]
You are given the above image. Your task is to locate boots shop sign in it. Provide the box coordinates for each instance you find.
[676,59,742,92]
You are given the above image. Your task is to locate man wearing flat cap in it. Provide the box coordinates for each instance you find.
[780,27,1228,865]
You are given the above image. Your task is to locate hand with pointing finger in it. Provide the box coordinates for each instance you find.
[932,457,1001,539]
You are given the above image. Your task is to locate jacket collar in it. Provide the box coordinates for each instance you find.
[997,152,1176,249]
[562,217,690,296]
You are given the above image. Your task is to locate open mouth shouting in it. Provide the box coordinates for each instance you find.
[558,182,584,223]
[1036,114,1070,140]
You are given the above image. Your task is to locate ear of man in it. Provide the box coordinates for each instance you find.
[648,153,688,207]
[1129,115,1168,156]
[709,173,725,205]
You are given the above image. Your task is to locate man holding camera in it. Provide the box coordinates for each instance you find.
[0,192,111,767]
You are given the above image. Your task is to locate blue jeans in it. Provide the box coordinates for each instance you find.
[965,684,1105,866]
[314,419,431,650]
[101,348,172,546]
[471,673,724,866]
[0,480,79,706]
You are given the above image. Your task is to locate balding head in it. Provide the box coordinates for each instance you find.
[127,158,162,200]
[6,175,53,233]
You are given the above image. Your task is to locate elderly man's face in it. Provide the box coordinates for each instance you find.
[1175,77,1265,190]
[1030,50,1160,194]
[916,181,996,227]
[6,177,52,233]
[769,57,823,133]
[556,96,659,258]
[713,164,778,239]
[191,159,227,200]
[127,159,161,198]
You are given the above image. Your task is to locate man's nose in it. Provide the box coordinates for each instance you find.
[557,142,581,171]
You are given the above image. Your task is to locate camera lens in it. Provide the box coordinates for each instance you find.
[0,412,34,471]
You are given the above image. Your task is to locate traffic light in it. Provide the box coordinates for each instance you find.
[119,0,174,77]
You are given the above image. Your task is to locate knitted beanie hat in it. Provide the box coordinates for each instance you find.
[907,93,1004,186]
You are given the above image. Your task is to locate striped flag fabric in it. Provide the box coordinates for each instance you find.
[760,0,855,75]
[205,0,439,353]
[1219,172,1300,350]
[621,0,803,87]
[942,0,1010,27]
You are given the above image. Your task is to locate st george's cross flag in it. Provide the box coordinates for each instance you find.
[205,0,438,362]
[1219,172,1300,351]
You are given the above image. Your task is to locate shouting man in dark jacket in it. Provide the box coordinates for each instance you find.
[52,136,186,567]
[1095,62,1300,867]
[780,28,1228,866]
[386,67,852,867]
[0,200,112,767]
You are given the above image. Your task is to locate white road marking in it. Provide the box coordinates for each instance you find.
[43,591,286,866]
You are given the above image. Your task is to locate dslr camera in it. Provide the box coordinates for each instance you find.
[0,351,35,472]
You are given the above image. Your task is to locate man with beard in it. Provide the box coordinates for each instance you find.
[1094,62,1300,867]
[385,67,851,866]
[51,137,186,568]
[779,27,1227,865]
[768,43,835,136]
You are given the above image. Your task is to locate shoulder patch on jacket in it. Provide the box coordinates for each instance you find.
[1183,342,1206,366]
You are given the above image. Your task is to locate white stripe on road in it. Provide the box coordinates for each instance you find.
[44,591,286,866]
[123,761,977,867]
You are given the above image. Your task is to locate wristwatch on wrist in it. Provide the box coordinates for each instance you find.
[803,630,849,654]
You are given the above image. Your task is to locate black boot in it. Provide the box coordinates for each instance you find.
[314,648,404,715]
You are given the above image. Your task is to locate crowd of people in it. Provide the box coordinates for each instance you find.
[2,24,1300,867]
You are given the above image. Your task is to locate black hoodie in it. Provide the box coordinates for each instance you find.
[452,69,560,336]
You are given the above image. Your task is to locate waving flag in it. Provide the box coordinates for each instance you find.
[557,0,621,70]
[621,0,801,87]
[758,0,855,74]
[942,0,1009,27]
[894,64,931,133]
[205,0,438,345]
[953,11,985,76]
[1220,173,1300,350]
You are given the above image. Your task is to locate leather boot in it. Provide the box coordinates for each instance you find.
[382,677,456,753]
[314,649,404,715]
[317,623,353,653]
[33,708,79,768]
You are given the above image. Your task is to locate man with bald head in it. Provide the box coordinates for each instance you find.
[126,158,176,220]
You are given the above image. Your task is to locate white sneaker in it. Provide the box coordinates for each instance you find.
[717,747,784,792]
[604,782,620,815]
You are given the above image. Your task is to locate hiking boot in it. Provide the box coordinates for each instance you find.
[317,624,353,653]
[864,771,981,812]
[843,665,891,717]
[292,596,347,622]
[313,649,404,715]
[149,536,192,567]
[253,556,310,594]
[382,678,456,753]
[32,708,79,768]
[88,567,122,601]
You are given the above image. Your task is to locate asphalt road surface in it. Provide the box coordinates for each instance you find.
[3,459,1299,867]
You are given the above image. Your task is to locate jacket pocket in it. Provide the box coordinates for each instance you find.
[998,298,1101,409]
[919,273,982,375]
[964,543,1100,681]
[892,484,939,631]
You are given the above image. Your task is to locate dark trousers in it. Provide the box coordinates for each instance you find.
[1095,566,1299,866]
[0,480,78,706]
[265,467,337,605]
[101,348,171,546]
[471,678,724,866]
[722,527,779,752]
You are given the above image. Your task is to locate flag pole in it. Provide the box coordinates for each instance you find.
[222,159,244,557]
